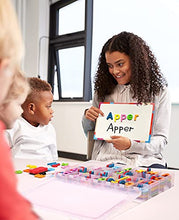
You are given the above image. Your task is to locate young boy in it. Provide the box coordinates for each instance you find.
[0,1,39,219]
[6,77,58,161]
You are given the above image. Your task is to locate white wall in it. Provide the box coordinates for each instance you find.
[52,102,90,155]
[13,0,179,168]
[11,0,49,78]
[164,104,179,168]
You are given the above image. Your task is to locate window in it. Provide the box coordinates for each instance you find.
[48,0,93,101]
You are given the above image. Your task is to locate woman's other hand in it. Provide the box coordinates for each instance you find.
[85,106,104,121]
[106,136,131,150]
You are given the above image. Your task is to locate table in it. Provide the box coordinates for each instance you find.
[13,158,179,220]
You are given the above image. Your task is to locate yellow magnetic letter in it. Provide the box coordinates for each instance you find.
[114,114,120,122]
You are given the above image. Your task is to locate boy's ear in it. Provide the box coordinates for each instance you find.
[28,103,35,114]
[0,58,10,71]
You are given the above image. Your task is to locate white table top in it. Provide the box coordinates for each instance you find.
[13,158,179,220]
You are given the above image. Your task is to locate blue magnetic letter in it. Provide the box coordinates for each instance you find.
[106,112,113,120]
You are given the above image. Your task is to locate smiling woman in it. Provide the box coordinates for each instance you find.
[93,32,167,104]
[82,31,171,168]
[105,51,131,86]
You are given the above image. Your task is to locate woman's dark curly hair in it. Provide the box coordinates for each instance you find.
[94,31,168,103]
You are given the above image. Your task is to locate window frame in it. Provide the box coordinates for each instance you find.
[48,0,93,102]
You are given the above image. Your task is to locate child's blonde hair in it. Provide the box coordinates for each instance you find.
[0,0,23,68]
[4,70,29,104]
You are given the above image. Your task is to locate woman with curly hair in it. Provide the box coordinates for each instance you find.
[82,31,171,168]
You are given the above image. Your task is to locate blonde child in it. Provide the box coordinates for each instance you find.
[0,71,29,129]
[0,1,39,219]
[6,77,58,161]
[0,0,23,103]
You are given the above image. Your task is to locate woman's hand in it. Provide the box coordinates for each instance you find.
[85,106,104,121]
[106,136,131,150]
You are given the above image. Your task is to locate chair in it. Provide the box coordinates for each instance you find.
[87,131,95,160]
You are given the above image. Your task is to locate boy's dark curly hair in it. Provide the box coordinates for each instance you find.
[94,31,168,103]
